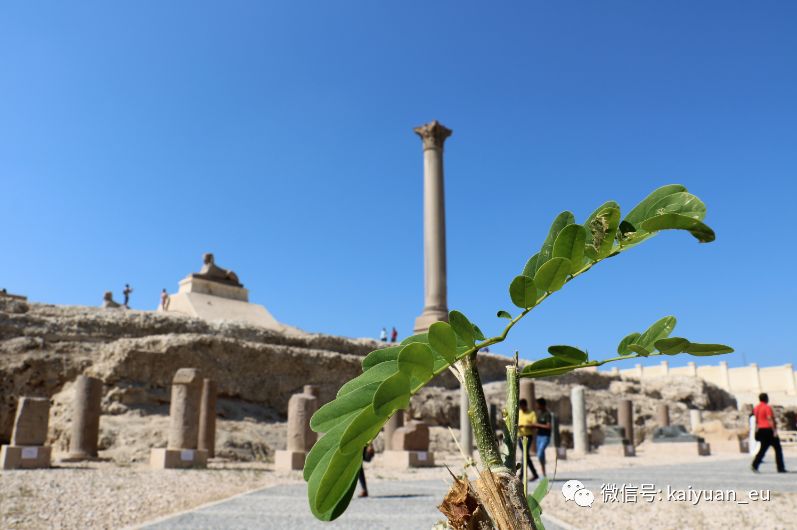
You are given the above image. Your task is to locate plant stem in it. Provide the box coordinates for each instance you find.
[504,363,519,470]
[461,353,502,469]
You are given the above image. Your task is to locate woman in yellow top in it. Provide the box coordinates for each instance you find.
[517,399,539,481]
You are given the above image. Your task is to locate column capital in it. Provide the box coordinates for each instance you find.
[414,120,452,151]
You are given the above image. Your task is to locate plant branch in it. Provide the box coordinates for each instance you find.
[461,353,503,469]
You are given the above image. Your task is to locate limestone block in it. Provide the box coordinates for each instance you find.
[150,448,208,469]
[0,445,52,469]
[391,420,430,451]
[381,450,435,468]
[275,450,306,471]
[11,397,50,446]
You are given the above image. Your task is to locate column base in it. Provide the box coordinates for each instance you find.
[61,451,102,462]
[413,310,448,334]
[274,450,306,471]
[1,445,52,469]
[598,443,635,457]
[556,447,567,460]
[380,450,435,468]
[150,448,208,469]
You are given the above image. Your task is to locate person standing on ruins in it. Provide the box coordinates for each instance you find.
[380,328,387,342]
[160,288,170,310]
[517,399,539,481]
[123,284,133,308]
[751,392,787,473]
[390,327,398,343]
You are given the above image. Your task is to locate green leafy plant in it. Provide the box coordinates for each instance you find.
[305,185,732,528]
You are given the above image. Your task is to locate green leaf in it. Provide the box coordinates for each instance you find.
[371,372,411,417]
[339,404,389,454]
[624,184,687,228]
[312,448,364,513]
[303,420,349,481]
[310,381,380,433]
[509,275,537,308]
[585,205,620,260]
[397,342,434,379]
[533,257,571,293]
[522,253,539,277]
[400,333,429,346]
[315,476,357,521]
[428,321,458,364]
[686,343,734,356]
[635,316,677,350]
[539,211,576,266]
[361,345,402,371]
[640,213,715,243]
[472,325,486,341]
[449,310,476,346]
[553,224,587,274]
[547,345,587,364]
[617,332,641,356]
[654,337,691,355]
[627,344,651,356]
[497,310,513,320]
[337,360,398,397]
[648,191,706,221]
[531,476,549,504]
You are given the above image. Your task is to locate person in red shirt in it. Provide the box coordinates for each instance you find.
[751,393,786,473]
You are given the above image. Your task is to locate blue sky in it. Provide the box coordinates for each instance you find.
[1,2,795,369]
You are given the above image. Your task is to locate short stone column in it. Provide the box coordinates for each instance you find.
[656,404,670,427]
[689,410,702,432]
[571,386,588,455]
[275,387,318,471]
[413,120,452,333]
[151,368,208,469]
[198,378,217,458]
[383,420,435,468]
[460,386,472,457]
[384,412,404,451]
[1,397,52,469]
[67,376,103,460]
[519,380,535,408]
[618,399,634,444]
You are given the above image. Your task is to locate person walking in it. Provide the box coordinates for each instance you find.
[122,284,133,308]
[517,399,539,481]
[160,288,170,310]
[379,327,387,342]
[531,398,552,477]
[752,392,787,473]
[390,327,398,343]
[358,444,375,497]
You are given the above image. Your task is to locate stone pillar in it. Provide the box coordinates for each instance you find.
[785,363,797,395]
[383,420,435,468]
[413,120,452,333]
[275,387,318,470]
[719,361,731,391]
[460,388,472,457]
[384,412,404,451]
[687,362,697,377]
[1,397,52,469]
[151,368,208,469]
[198,378,217,458]
[571,386,588,455]
[519,380,535,408]
[618,399,634,443]
[656,404,670,427]
[689,410,702,433]
[67,376,103,460]
[489,403,499,431]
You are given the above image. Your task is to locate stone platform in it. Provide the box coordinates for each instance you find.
[0,445,51,469]
[379,450,435,468]
[150,448,208,469]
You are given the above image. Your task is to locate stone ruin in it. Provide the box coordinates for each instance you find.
[1,397,52,469]
[275,385,319,471]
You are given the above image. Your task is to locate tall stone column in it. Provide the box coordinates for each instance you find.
[68,376,103,460]
[618,399,634,443]
[384,412,404,451]
[571,386,588,455]
[198,378,217,458]
[151,368,208,469]
[413,120,452,333]
[460,389,472,457]
[656,404,670,427]
[275,387,319,470]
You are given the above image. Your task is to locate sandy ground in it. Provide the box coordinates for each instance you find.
[1,448,794,529]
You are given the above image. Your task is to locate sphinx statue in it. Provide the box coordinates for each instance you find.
[192,253,243,287]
